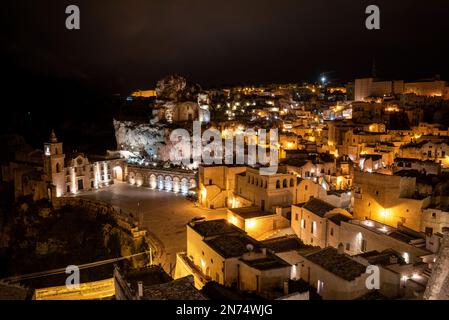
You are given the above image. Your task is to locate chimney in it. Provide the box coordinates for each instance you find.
[337,243,345,254]
[137,281,144,298]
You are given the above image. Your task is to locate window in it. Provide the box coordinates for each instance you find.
[276,180,280,189]
[290,179,294,187]
[301,219,306,229]
[311,221,317,235]
[317,280,324,294]
[361,239,367,252]
[295,213,299,221]
[432,212,437,219]
[283,179,287,188]
[305,185,308,191]
[330,228,334,236]
[208,179,212,185]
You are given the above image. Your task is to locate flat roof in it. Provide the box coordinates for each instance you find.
[240,254,291,271]
[189,219,243,238]
[229,207,275,219]
[306,247,366,281]
[204,234,261,258]
[141,276,207,300]
[261,235,310,253]
[302,198,335,217]
[328,214,352,226]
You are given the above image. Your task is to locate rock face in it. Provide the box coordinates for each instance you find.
[424,233,449,300]
[155,74,201,102]
[113,120,166,159]
[114,75,208,160]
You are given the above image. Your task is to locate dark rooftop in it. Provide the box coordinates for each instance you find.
[204,234,261,258]
[189,219,243,238]
[240,254,291,271]
[229,207,275,219]
[261,235,310,253]
[141,276,207,300]
[328,214,352,226]
[302,198,335,217]
[356,249,406,266]
[306,247,366,281]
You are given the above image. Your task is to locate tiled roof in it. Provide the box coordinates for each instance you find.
[189,219,243,238]
[306,247,366,281]
[261,235,310,253]
[205,234,261,258]
[302,198,335,217]
[142,276,207,300]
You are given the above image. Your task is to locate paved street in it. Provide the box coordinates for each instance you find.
[78,183,226,274]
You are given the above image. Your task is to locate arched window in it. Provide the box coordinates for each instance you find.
[56,163,61,173]
[283,179,287,188]
[276,180,280,189]
[290,178,294,187]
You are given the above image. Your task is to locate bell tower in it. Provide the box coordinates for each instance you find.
[43,130,66,197]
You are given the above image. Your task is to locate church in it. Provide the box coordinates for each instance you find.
[1,131,125,202]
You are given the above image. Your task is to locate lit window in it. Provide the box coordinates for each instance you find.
[311,221,317,235]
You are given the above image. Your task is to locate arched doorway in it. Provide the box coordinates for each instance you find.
[113,166,123,182]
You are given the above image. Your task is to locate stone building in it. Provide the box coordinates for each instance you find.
[234,166,298,213]
[291,198,352,248]
[42,131,125,199]
[198,164,246,209]
[175,219,292,297]
[353,171,431,232]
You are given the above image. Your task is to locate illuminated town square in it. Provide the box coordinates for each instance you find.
[1,0,449,309]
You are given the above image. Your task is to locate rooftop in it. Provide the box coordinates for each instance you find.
[141,276,207,300]
[356,249,406,266]
[240,254,291,271]
[261,235,310,253]
[189,219,243,238]
[302,198,335,217]
[306,247,366,281]
[205,234,261,258]
[328,214,352,226]
[229,207,275,219]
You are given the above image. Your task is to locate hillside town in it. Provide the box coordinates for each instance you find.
[2,73,449,300]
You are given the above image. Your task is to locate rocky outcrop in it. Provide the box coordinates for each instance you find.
[114,120,166,159]
[155,74,201,102]
[424,233,449,300]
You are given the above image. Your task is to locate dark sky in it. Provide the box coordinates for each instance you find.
[2,0,449,93]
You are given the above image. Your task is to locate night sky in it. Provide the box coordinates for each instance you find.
[2,0,449,93]
[1,1,449,148]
